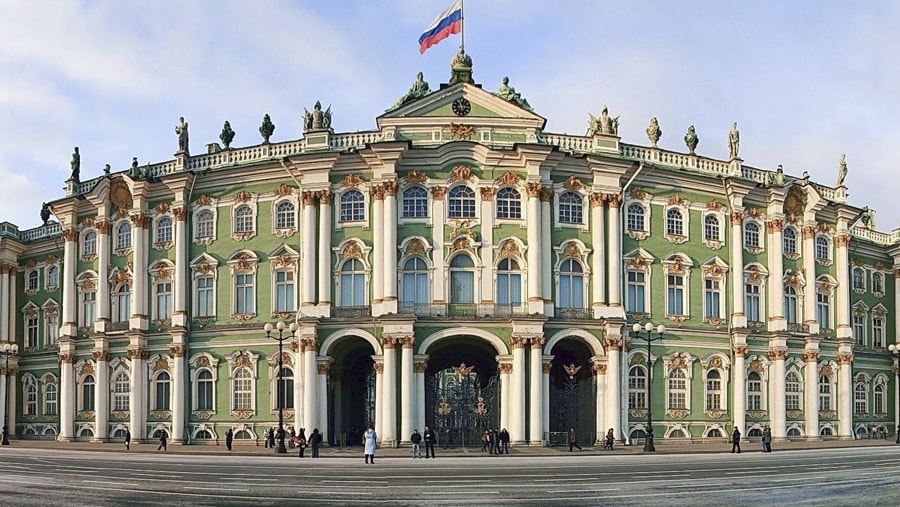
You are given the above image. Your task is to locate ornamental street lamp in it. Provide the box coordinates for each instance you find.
[888,343,900,444]
[1,342,19,446]
[631,322,665,452]
[264,321,298,454]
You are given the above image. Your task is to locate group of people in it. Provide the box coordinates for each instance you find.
[479,428,511,455]
[731,425,773,454]
[409,426,437,458]
[867,423,888,439]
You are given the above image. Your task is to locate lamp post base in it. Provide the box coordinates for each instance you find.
[643,433,655,452]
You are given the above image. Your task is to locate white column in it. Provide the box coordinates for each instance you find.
[431,187,446,303]
[528,338,544,444]
[381,337,397,445]
[131,215,148,330]
[301,192,317,312]
[499,361,511,433]
[59,346,75,440]
[594,361,607,444]
[730,212,747,328]
[6,369,15,440]
[591,194,606,315]
[606,196,622,306]
[732,345,747,436]
[510,337,527,443]
[770,349,787,439]
[293,343,304,430]
[129,345,146,440]
[480,188,495,305]
[371,189,384,314]
[415,357,427,434]
[374,359,383,441]
[0,267,8,342]
[605,335,621,439]
[97,221,111,329]
[303,338,318,432]
[317,362,329,439]
[802,225,818,333]
[317,190,332,313]
[0,374,5,436]
[835,233,851,340]
[61,228,78,338]
[541,357,551,438]
[383,182,399,314]
[767,220,785,331]
[541,191,552,314]
[837,352,853,438]
[399,337,414,443]
[804,349,820,439]
[170,342,186,443]
[525,183,543,313]
[172,208,187,327]
[94,349,109,441]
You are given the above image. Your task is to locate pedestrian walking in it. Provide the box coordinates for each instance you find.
[481,430,490,452]
[296,428,307,458]
[498,428,510,454]
[423,425,436,458]
[309,428,322,458]
[444,427,454,449]
[157,432,168,451]
[264,428,270,448]
[411,429,422,458]
[568,427,583,452]
[731,426,742,453]
[124,428,131,451]
[762,426,772,453]
[363,423,378,464]
[225,428,234,451]
[289,426,296,449]
[267,427,276,449]
[604,428,614,450]
[489,428,498,455]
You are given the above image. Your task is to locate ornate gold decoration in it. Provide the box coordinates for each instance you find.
[766,219,784,233]
[235,190,252,203]
[195,194,213,206]
[343,242,362,259]
[431,186,446,200]
[540,187,553,202]
[169,344,185,357]
[748,358,764,373]
[302,191,317,206]
[405,169,427,184]
[438,396,452,415]
[590,192,606,207]
[709,356,722,369]
[837,353,854,365]
[802,225,816,239]
[317,189,332,205]
[448,123,474,140]
[666,410,689,419]
[630,353,646,365]
[232,410,253,420]
[234,354,252,368]
[405,238,426,256]
[234,252,254,272]
[525,182,543,198]
[499,239,520,257]
[453,362,475,376]
[80,363,95,376]
[154,202,171,214]
[110,178,133,211]
[383,180,398,197]
[730,211,744,225]
[706,199,723,211]
[473,396,489,415]
[80,217,95,228]
[630,187,647,200]
[562,242,580,259]
[61,227,78,242]
[563,175,585,191]
[607,194,622,208]
[341,174,365,187]
[275,183,294,197]
[58,352,75,364]
[480,187,494,201]
[371,184,385,201]
[563,363,582,379]
[668,194,685,206]
[449,165,472,182]
[835,234,851,247]
[496,170,521,186]
[153,357,170,372]
[593,362,608,374]
[197,356,210,367]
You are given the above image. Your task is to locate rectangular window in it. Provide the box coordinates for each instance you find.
[704,279,720,319]
[667,275,684,316]
[26,316,39,348]
[816,293,831,329]
[627,271,645,314]
[873,317,885,348]
[705,379,721,410]
[853,314,866,347]
[784,291,798,325]
[44,387,58,416]
[745,283,761,323]
[197,276,215,317]
[46,314,59,346]
[155,281,173,321]
[275,270,295,313]
[819,379,832,411]
[235,274,254,315]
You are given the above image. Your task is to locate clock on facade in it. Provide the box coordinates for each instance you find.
[452,98,471,116]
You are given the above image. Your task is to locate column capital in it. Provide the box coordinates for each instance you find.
[430,186,445,201]
[58,352,76,364]
[302,190,318,206]
[61,227,78,242]
[766,219,784,233]
[529,337,545,349]
[802,225,817,239]
[606,194,622,208]
[92,350,110,362]
[835,234,851,247]
[732,345,749,357]
[480,187,494,201]
[498,363,512,375]
[605,336,623,350]
[803,350,820,362]
[96,218,111,234]
[837,353,854,365]
[414,361,428,373]
[539,187,553,202]
[317,363,331,374]
[371,184,386,201]
[510,335,529,349]
[589,192,607,207]
[381,336,398,349]
[300,337,318,352]
[317,188,332,205]
[767,348,788,361]
[730,211,744,225]
[172,206,187,222]
[592,361,607,375]
[383,180,398,197]
[169,343,186,357]
[373,362,384,374]
[525,182,543,198]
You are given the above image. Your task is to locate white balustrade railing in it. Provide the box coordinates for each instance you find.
[850,226,894,245]
[18,223,62,243]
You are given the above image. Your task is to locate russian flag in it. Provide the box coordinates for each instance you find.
[418,0,462,54]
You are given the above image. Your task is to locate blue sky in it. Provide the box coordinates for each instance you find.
[1,0,897,232]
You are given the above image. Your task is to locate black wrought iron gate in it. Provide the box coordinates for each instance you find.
[426,364,498,447]
[549,370,595,445]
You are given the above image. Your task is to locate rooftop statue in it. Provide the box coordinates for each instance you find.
[587,105,619,136]
[130,157,141,179]
[176,117,190,155]
[389,72,432,111]
[40,202,51,225]
[495,76,532,111]
[103,163,111,176]
[220,121,236,149]
[684,125,699,155]
[259,113,275,144]
[836,154,848,187]
[646,117,662,147]
[304,101,332,132]
[69,146,80,182]
[728,122,740,159]
[861,206,876,230]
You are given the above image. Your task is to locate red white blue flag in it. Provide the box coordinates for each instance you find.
[418,0,463,54]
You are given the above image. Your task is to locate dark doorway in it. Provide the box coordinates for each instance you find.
[330,340,376,446]
[548,338,595,446]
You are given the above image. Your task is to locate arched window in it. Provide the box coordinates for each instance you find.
[401,257,429,308]
[875,384,886,413]
[234,205,254,233]
[873,272,885,294]
[818,375,833,411]
[115,284,131,323]
[496,188,522,219]
[47,266,59,288]
[784,285,799,325]
[195,430,213,439]
[815,236,830,261]
[113,372,130,411]
[667,369,687,410]
[232,367,253,411]
[747,372,762,411]
[705,369,722,410]
[783,227,797,255]
[83,230,97,257]
[449,255,475,304]
[558,192,583,224]
[197,370,214,411]
[448,185,476,219]
[854,383,868,414]
[401,186,428,218]
[156,217,173,244]
[44,381,58,415]
[117,222,132,250]
[704,215,720,241]
[744,222,760,248]
[339,258,366,307]
[278,367,294,410]
[626,204,645,231]
[785,372,801,410]
[666,208,684,236]
[558,259,584,309]
[82,374,95,412]
[496,258,522,306]
[25,383,37,416]
[852,267,865,291]
[27,270,39,291]
[628,365,647,409]
[340,190,366,222]
[155,371,171,411]
[275,201,296,229]
[196,210,214,238]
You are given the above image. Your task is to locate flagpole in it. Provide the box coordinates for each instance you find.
[460,0,465,51]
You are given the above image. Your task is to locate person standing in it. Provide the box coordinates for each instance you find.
[410,429,422,459]
[489,428,498,455]
[124,428,131,451]
[309,428,322,458]
[264,428,270,448]
[731,427,742,454]
[157,432,168,452]
[498,428,510,454]
[297,428,307,458]
[363,423,378,464]
[569,428,583,452]
[604,428,615,450]
[289,427,296,449]
[423,426,436,459]
[267,427,276,450]
[762,426,772,453]
[225,428,234,451]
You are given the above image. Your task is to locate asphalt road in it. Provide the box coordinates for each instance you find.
[0,447,898,506]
